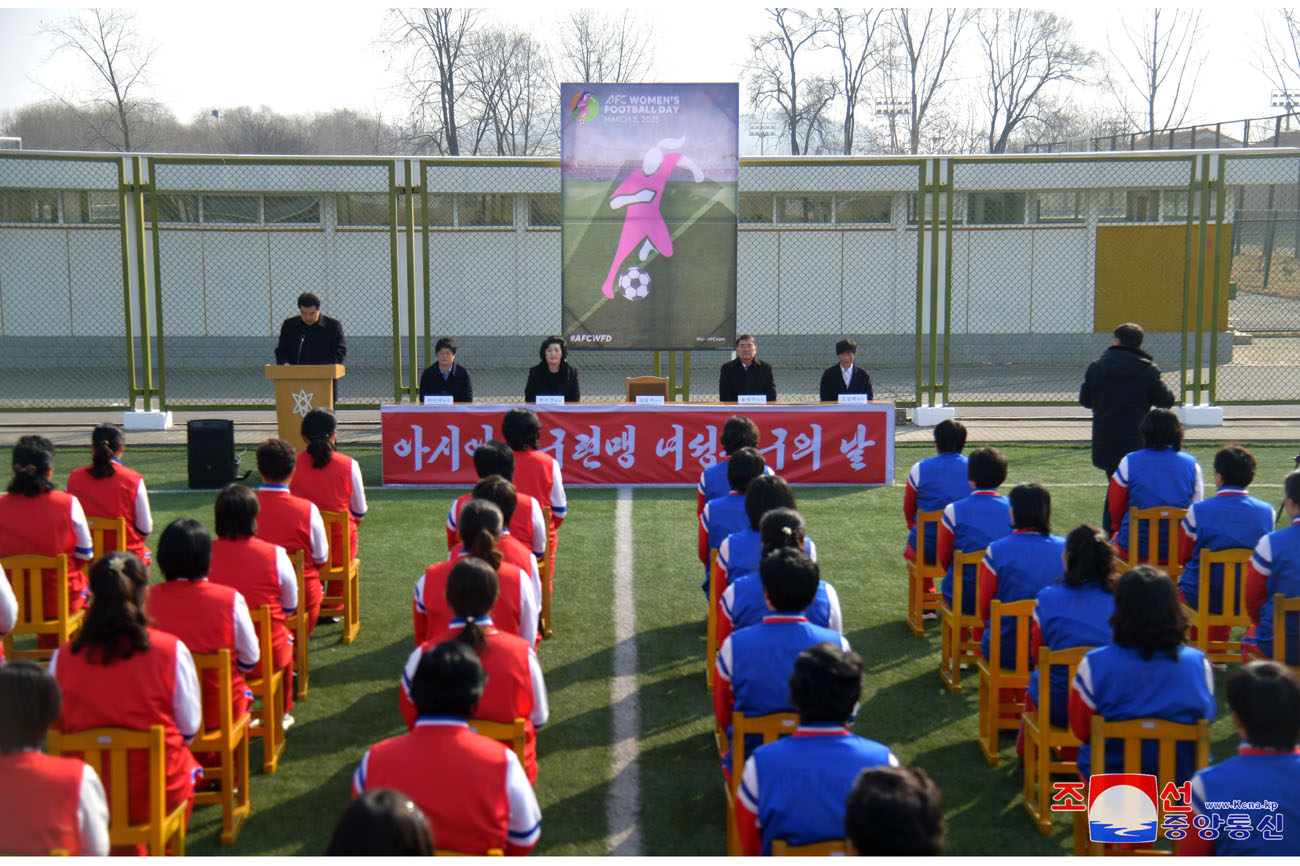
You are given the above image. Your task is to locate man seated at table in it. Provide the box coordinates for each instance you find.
[818,338,873,402]
[720,334,776,403]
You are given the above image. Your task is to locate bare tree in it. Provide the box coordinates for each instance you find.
[387,8,478,155]
[1257,9,1300,107]
[978,9,1095,153]
[884,7,975,154]
[38,9,161,152]
[823,8,888,154]
[464,26,558,155]
[1105,9,1204,140]
[557,9,654,83]
[212,106,314,155]
[745,8,837,155]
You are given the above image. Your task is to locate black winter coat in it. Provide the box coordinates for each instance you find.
[1079,345,1176,473]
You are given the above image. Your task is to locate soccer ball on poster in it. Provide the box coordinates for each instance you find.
[618,266,651,301]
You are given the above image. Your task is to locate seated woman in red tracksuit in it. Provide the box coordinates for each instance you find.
[65,425,153,565]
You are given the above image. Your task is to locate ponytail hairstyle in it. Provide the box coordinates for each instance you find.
[70,551,151,664]
[445,557,500,654]
[88,425,124,479]
[8,438,55,497]
[457,499,503,569]
[1062,524,1117,591]
[759,507,806,556]
[301,408,337,469]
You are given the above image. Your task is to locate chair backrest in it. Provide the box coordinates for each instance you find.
[1,553,69,627]
[1273,593,1300,672]
[732,711,799,794]
[987,598,1036,675]
[914,510,944,571]
[771,838,847,856]
[706,548,720,691]
[319,510,354,572]
[190,648,236,739]
[1089,715,1210,780]
[1033,645,1091,732]
[87,515,127,561]
[287,549,306,610]
[1197,547,1252,619]
[468,717,528,767]
[948,548,986,618]
[435,849,504,856]
[1127,506,1188,573]
[625,376,671,402]
[246,605,277,684]
[47,724,168,846]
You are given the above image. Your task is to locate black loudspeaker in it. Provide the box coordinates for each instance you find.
[188,419,236,489]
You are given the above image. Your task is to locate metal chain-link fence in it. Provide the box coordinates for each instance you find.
[3,150,1299,410]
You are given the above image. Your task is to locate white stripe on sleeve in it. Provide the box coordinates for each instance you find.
[133,478,153,535]
[1192,463,1205,503]
[349,459,368,518]
[737,754,760,814]
[0,564,16,634]
[824,581,843,634]
[549,458,567,513]
[528,648,549,728]
[308,504,329,564]
[69,496,93,560]
[504,749,542,847]
[231,591,261,672]
[530,499,546,557]
[518,573,539,646]
[173,639,203,743]
[275,546,298,613]
[1074,655,1097,710]
[78,763,110,856]
[400,644,423,701]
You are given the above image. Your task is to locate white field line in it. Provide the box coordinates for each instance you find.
[607,486,641,856]
[149,481,1208,495]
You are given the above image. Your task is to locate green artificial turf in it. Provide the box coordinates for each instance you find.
[27,441,1298,854]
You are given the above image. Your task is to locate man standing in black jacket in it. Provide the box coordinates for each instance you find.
[719,334,777,402]
[275,292,347,366]
[1079,322,1176,532]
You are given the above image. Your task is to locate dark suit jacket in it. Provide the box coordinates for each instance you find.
[819,364,873,402]
[418,362,473,403]
[275,315,346,365]
[719,357,777,402]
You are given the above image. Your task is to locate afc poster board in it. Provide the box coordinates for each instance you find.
[560,82,738,351]
[381,403,895,486]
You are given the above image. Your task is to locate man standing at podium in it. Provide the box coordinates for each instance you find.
[276,292,347,366]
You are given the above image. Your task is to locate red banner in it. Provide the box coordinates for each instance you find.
[381,403,895,486]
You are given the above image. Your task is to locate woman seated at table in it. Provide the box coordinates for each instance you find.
[524,336,580,403]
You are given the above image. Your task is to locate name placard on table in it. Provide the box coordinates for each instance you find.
[737,394,768,404]
[535,395,565,405]
[381,402,895,487]
[422,394,453,405]
[635,395,665,405]
[838,393,869,404]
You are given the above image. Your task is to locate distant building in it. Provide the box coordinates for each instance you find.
[0,137,21,151]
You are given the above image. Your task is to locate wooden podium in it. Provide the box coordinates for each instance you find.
[264,364,345,451]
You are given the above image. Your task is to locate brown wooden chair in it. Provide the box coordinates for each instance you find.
[0,554,83,662]
[539,505,554,639]
[189,648,252,844]
[1072,715,1210,856]
[976,598,1036,765]
[283,549,310,701]
[1021,645,1090,835]
[245,605,287,774]
[1126,506,1188,578]
[319,510,360,644]
[1273,593,1300,674]
[468,717,527,767]
[47,724,187,856]
[905,510,945,636]
[725,711,800,856]
[939,549,986,694]
[625,375,671,402]
[1183,548,1252,663]
[86,515,127,562]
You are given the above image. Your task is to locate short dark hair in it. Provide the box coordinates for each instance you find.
[967,446,1007,490]
[1214,444,1256,489]
[1114,322,1144,348]
[1111,565,1187,661]
[1227,661,1300,751]
[472,475,518,524]
[735,333,755,348]
[326,788,435,856]
[1009,482,1051,534]
[1140,408,1183,450]
[435,337,458,355]
[726,447,766,494]
[1063,524,1116,590]
[788,642,863,724]
[835,338,857,356]
[745,474,796,529]
[0,660,61,753]
[845,766,944,856]
[297,292,322,309]
[759,547,820,612]
[502,408,541,451]
[472,440,515,481]
[538,336,567,363]
[214,483,258,539]
[157,518,212,582]
[720,416,760,455]
[759,507,806,555]
[256,437,297,483]
[932,419,967,454]
[1287,470,1300,506]
[409,641,486,718]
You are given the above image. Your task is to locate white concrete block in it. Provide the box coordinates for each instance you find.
[913,405,956,427]
[122,410,173,431]
[1176,404,1224,427]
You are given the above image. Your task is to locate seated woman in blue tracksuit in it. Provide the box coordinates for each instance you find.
[1108,408,1203,562]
